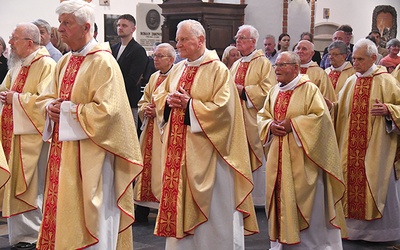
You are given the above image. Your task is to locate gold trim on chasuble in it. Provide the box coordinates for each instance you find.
[155,65,198,237]
[38,55,85,249]
[328,70,341,90]
[346,76,372,220]
[138,75,166,202]
[272,90,293,240]
[1,66,30,161]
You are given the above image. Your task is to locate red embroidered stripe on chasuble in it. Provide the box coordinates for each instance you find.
[300,67,307,75]
[139,74,166,202]
[273,90,293,238]
[347,77,373,219]
[38,55,85,249]
[1,66,31,161]
[156,66,198,237]
[328,70,341,90]
[234,62,250,86]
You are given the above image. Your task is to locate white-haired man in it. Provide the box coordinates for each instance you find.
[335,38,400,242]
[258,51,346,250]
[231,24,276,206]
[0,22,55,250]
[36,0,143,249]
[153,19,258,249]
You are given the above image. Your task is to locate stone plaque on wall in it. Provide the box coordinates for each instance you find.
[136,3,163,52]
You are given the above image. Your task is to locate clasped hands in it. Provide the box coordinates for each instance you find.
[47,98,64,123]
[144,103,156,118]
[0,90,16,105]
[166,86,191,109]
[270,119,292,137]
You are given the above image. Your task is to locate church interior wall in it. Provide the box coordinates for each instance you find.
[0,0,399,53]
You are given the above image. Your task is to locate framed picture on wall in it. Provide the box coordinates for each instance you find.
[104,14,120,46]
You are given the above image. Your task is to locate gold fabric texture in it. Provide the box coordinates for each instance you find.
[258,75,346,244]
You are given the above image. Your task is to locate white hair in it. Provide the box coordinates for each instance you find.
[177,19,205,38]
[238,24,259,43]
[156,43,176,61]
[56,0,95,35]
[354,38,378,57]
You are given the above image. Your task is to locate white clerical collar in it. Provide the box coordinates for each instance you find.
[278,74,301,91]
[300,61,314,68]
[241,49,257,62]
[71,38,98,56]
[185,50,207,67]
[331,61,348,72]
[355,64,377,77]
[21,49,39,67]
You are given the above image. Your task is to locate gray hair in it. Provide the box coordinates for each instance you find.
[177,20,205,38]
[328,40,348,55]
[56,0,95,35]
[32,19,51,34]
[238,24,259,43]
[264,34,275,42]
[278,51,301,66]
[354,38,378,57]
[16,22,40,45]
[386,38,400,49]
[156,43,176,61]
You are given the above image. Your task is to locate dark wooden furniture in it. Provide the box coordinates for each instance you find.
[159,0,246,57]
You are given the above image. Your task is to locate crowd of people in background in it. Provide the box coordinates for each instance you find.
[0,0,400,250]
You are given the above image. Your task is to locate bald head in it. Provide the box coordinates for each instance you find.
[295,40,315,64]
[332,31,346,42]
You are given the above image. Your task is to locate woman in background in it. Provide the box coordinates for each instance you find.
[277,33,290,53]
[222,45,241,69]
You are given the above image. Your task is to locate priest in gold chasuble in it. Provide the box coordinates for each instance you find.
[258,52,346,249]
[153,20,258,250]
[133,43,176,209]
[230,24,277,207]
[324,41,356,96]
[392,64,400,82]
[335,39,400,242]
[295,40,337,103]
[35,1,143,249]
[0,23,55,248]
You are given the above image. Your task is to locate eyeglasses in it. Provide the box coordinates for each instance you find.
[152,54,170,59]
[234,35,254,41]
[9,36,33,42]
[328,53,344,57]
[273,62,297,68]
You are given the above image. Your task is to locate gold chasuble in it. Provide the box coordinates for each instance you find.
[300,62,337,102]
[0,47,55,216]
[325,62,356,96]
[36,43,142,250]
[134,72,167,203]
[258,75,346,244]
[230,49,277,171]
[336,66,400,221]
[392,64,400,82]
[153,50,258,238]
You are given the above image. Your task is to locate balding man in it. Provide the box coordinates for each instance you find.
[335,39,400,242]
[153,19,258,249]
[325,41,356,96]
[0,22,56,250]
[258,51,346,249]
[295,40,336,102]
[231,25,276,206]
[321,30,352,69]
